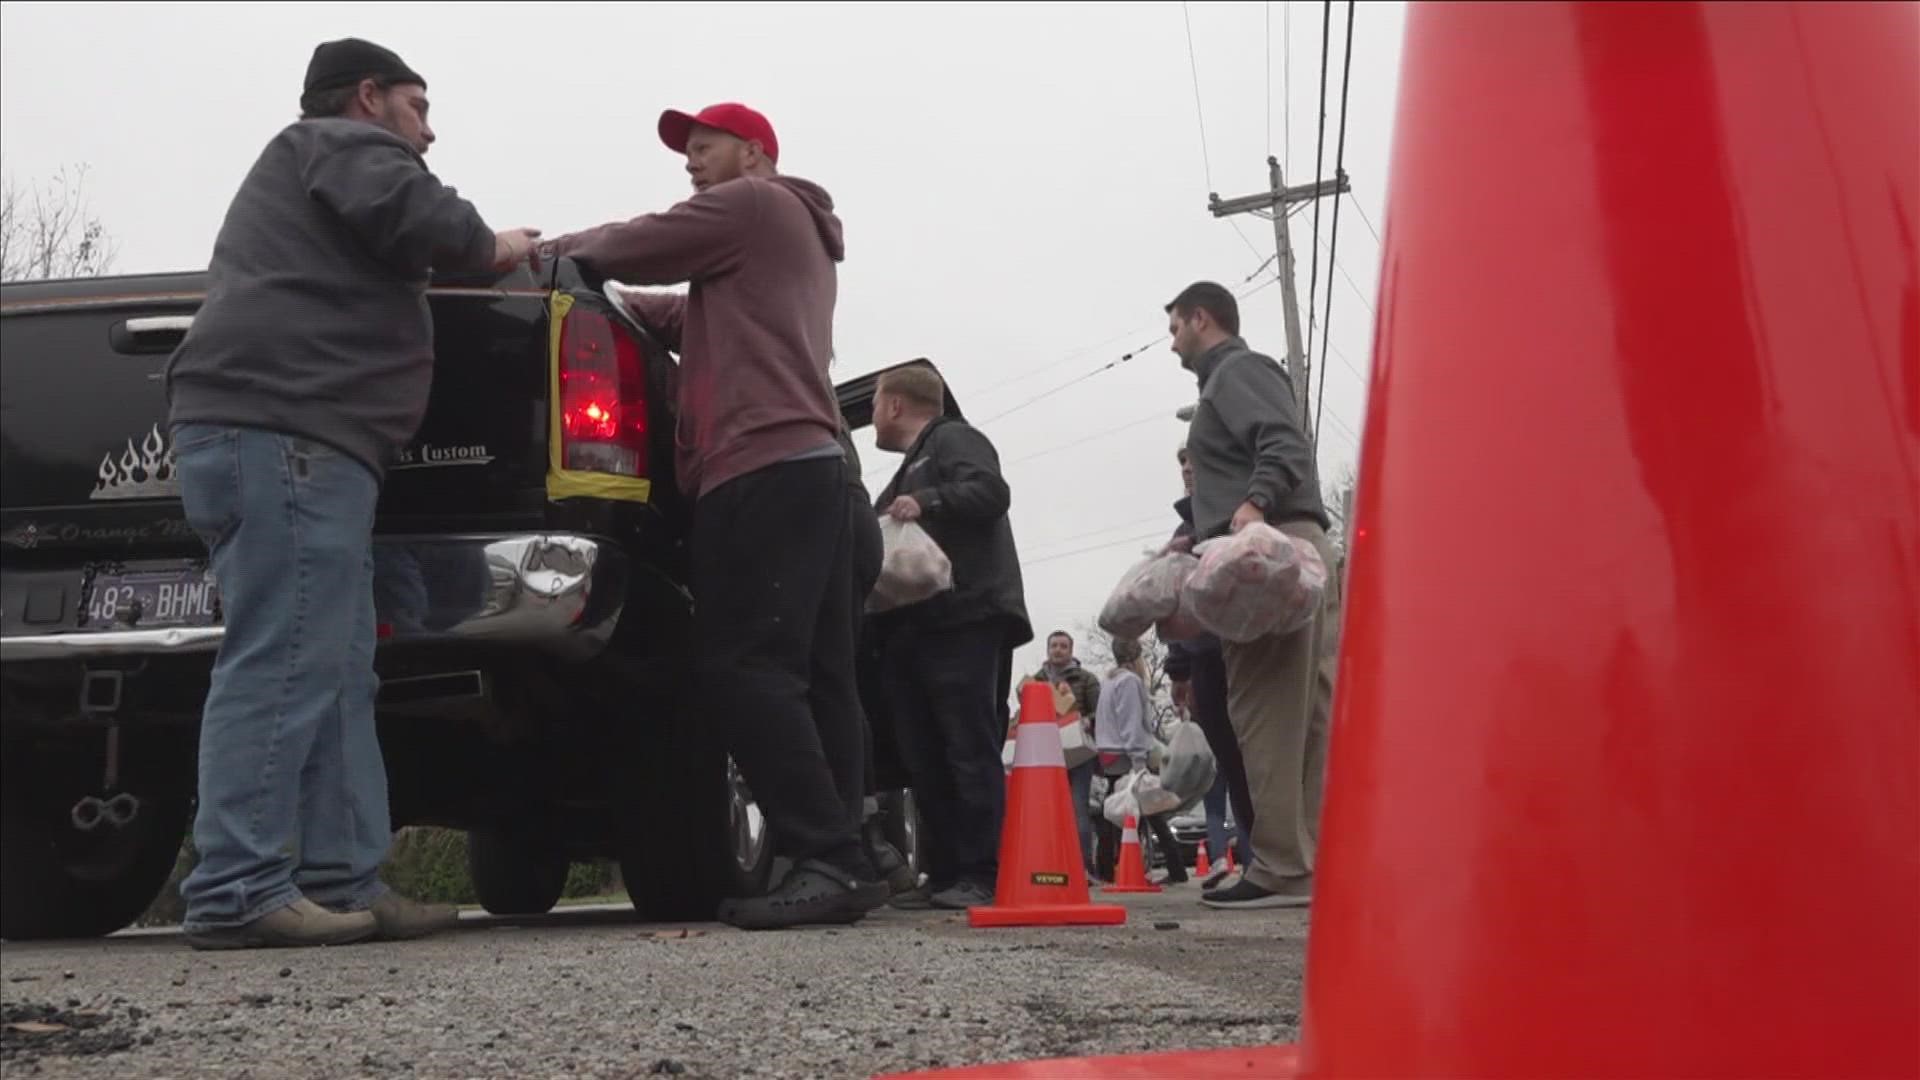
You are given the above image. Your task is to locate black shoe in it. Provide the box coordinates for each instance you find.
[718,860,889,931]
[1200,875,1312,910]
[863,824,917,895]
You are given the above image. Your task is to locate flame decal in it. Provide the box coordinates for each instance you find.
[90,423,179,500]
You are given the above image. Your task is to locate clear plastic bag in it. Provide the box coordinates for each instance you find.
[1099,551,1200,640]
[1185,523,1328,643]
[1103,771,1142,827]
[1157,720,1217,812]
[867,518,954,613]
[1155,589,1209,645]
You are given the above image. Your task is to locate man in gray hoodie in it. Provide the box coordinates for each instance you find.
[1163,281,1336,911]
[164,38,538,950]
[545,103,885,930]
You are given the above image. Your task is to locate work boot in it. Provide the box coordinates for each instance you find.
[718,860,889,931]
[185,898,377,952]
[356,892,460,941]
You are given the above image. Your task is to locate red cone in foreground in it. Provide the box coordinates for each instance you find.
[880,3,1916,1077]
[1100,815,1160,895]
[1194,841,1210,879]
[967,683,1126,929]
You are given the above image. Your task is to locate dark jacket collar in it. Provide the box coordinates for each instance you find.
[1174,495,1195,526]
[1191,335,1247,389]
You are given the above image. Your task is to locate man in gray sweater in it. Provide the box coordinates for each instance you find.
[1163,281,1336,910]
[165,37,538,950]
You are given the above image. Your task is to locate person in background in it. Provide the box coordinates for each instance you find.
[164,37,540,950]
[542,102,886,929]
[1162,444,1254,888]
[1028,631,1103,881]
[1164,281,1336,910]
[870,364,1033,911]
[838,414,915,895]
[1093,636,1189,886]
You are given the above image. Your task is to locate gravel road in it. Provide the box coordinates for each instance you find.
[0,890,1306,1079]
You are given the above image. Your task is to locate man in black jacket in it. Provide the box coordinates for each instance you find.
[870,363,1032,911]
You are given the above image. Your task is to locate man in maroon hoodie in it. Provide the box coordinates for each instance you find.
[542,103,883,929]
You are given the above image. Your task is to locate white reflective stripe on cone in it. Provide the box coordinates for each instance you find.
[1122,825,1139,843]
[1011,720,1066,769]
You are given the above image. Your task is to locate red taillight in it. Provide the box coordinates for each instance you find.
[558,306,649,478]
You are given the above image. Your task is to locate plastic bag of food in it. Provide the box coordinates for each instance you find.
[1132,772,1183,818]
[1156,720,1217,811]
[1184,524,1328,643]
[1155,588,1209,645]
[1098,551,1200,639]
[867,518,954,613]
[1103,770,1141,827]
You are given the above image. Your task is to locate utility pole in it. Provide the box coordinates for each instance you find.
[1209,159,1350,432]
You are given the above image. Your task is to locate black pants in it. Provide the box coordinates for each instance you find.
[881,620,1007,890]
[1189,638,1254,860]
[692,458,867,877]
[849,491,884,807]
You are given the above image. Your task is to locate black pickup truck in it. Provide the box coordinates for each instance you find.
[0,260,931,940]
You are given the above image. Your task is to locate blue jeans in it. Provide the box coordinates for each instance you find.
[1202,772,1235,868]
[173,424,390,929]
[1068,758,1097,873]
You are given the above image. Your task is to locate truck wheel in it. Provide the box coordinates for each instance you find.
[466,828,569,916]
[879,788,923,881]
[1,784,192,942]
[621,752,774,923]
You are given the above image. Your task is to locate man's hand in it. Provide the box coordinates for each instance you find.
[1231,500,1266,534]
[1171,681,1192,711]
[491,228,543,272]
[885,495,923,523]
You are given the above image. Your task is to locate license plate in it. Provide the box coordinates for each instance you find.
[84,567,220,630]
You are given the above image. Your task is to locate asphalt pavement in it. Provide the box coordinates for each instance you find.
[0,888,1308,1080]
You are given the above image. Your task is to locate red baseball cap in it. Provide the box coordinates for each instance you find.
[658,103,779,164]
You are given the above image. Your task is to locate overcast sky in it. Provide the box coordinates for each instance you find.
[0,0,1404,681]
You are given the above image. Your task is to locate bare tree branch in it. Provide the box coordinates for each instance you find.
[0,164,118,283]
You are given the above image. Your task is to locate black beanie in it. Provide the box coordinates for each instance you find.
[303,38,426,96]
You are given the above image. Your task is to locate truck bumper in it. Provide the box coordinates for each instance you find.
[0,534,627,662]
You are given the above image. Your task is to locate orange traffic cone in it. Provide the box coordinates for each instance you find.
[1193,841,1209,879]
[1101,815,1162,894]
[968,683,1127,928]
[1225,845,1236,873]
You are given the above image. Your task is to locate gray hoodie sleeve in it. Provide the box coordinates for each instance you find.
[302,129,495,277]
[1211,353,1312,508]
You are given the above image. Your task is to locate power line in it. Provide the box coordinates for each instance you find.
[1004,408,1181,468]
[972,273,1279,430]
[1181,1,1215,193]
[1312,1,1356,453]
[1021,512,1177,556]
[1022,529,1172,569]
[1348,190,1382,246]
[1302,0,1334,414]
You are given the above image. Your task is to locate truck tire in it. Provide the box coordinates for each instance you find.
[618,716,770,922]
[1,787,192,942]
[466,828,569,916]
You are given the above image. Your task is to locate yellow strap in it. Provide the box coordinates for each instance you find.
[544,291,653,504]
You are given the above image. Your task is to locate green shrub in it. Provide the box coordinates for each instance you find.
[132,826,622,925]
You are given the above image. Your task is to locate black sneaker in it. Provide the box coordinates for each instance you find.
[1200,875,1312,910]
[888,882,949,911]
[717,860,889,930]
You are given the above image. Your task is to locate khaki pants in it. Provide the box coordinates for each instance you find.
[1222,521,1343,889]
